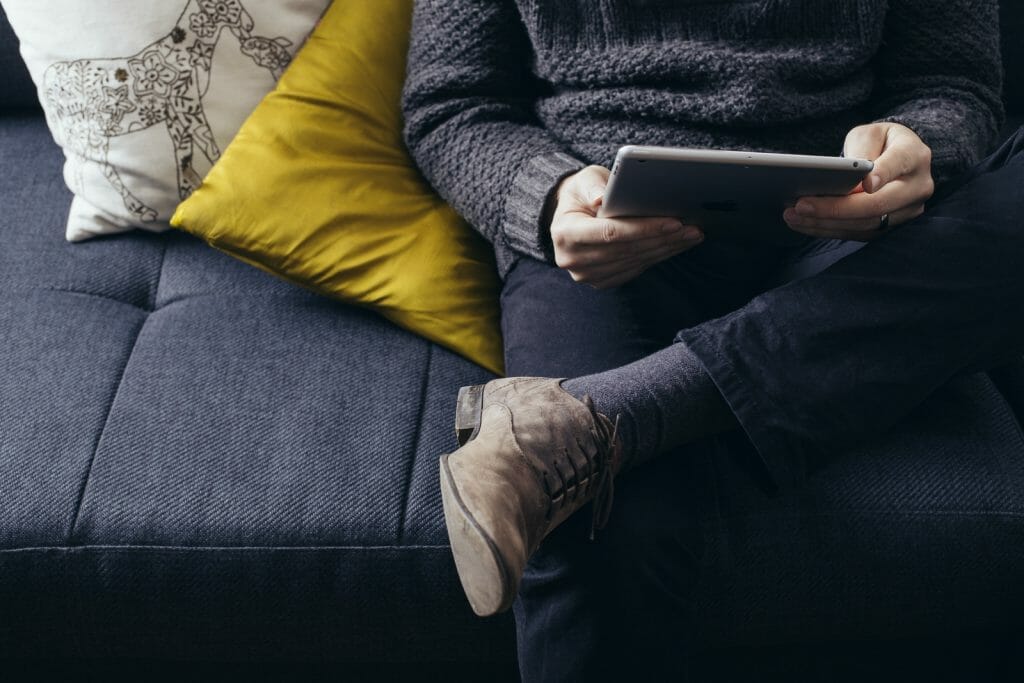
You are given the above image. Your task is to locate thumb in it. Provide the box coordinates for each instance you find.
[843,124,888,193]
[558,165,608,214]
[866,126,923,194]
[579,165,610,205]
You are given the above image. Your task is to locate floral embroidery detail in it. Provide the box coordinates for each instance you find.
[187,40,214,70]
[128,50,179,98]
[99,85,136,118]
[39,0,297,224]
[240,36,293,74]
[189,11,215,39]
[98,84,136,134]
[139,102,165,127]
[200,0,241,26]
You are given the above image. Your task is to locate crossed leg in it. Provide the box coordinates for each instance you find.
[505,127,1024,681]
[503,253,763,681]
[675,126,1024,489]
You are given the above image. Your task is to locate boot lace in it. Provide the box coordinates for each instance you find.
[587,401,620,541]
[540,396,621,540]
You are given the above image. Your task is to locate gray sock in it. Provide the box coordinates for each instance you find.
[562,342,736,469]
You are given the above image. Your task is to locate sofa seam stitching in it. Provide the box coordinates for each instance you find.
[7,286,318,308]
[9,503,1024,554]
[150,238,169,312]
[65,313,149,545]
[2,544,454,553]
[19,286,150,312]
[398,343,433,544]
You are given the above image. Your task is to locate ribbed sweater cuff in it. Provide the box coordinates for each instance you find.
[875,111,993,187]
[502,152,586,263]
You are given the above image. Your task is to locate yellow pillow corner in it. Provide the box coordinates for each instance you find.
[172,0,505,376]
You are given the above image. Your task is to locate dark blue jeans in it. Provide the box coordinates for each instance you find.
[502,127,1024,681]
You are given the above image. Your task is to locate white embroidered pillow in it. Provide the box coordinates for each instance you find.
[1,0,329,241]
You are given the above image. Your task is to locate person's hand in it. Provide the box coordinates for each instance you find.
[783,122,934,241]
[549,165,704,289]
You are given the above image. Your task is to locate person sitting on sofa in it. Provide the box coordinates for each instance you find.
[403,0,1023,678]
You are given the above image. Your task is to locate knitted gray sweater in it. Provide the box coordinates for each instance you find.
[402,0,1004,275]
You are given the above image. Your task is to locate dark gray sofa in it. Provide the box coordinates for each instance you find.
[1,4,1022,680]
[0,6,507,672]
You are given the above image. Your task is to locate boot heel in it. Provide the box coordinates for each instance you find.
[455,384,485,446]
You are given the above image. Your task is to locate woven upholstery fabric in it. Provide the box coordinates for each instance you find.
[4,112,1023,664]
[1,4,1023,667]
[0,114,510,661]
[690,371,1024,646]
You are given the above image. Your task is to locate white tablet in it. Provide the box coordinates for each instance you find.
[598,146,873,243]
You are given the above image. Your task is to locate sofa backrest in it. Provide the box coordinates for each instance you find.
[0,5,36,110]
[0,4,1020,114]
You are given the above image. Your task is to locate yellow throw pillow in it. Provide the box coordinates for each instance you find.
[171,0,504,375]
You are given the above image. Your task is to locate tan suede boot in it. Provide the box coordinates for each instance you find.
[439,377,621,617]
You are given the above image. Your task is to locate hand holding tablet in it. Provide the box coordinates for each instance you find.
[595,122,935,245]
[782,123,935,241]
[599,146,874,244]
[549,123,935,288]
[549,165,706,289]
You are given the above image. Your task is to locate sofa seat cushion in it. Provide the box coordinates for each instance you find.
[3,113,1023,663]
[0,113,511,661]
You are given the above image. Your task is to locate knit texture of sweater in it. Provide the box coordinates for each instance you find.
[402,0,1004,275]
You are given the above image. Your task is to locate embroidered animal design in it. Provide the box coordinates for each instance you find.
[42,0,295,223]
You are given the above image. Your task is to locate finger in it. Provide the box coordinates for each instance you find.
[843,124,887,167]
[791,178,927,223]
[863,127,930,193]
[556,226,702,270]
[785,205,924,241]
[784,207,923,235]
[888,205,926,228]
[569,238,700,285]
[588,232,704,288]
[555,214,697,249]
[558,165,611,212]
[573,233,700,278]
[784,210,881,234]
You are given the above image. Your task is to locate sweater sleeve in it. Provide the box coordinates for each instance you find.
[401,0,585,263]
[871,0,1005,186]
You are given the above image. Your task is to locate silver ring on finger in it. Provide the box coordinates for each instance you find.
[878,213,890,231]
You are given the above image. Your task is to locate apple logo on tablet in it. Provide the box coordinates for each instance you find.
[702,200,739,212]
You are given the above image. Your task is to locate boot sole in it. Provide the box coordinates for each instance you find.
[439,453,514,617]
